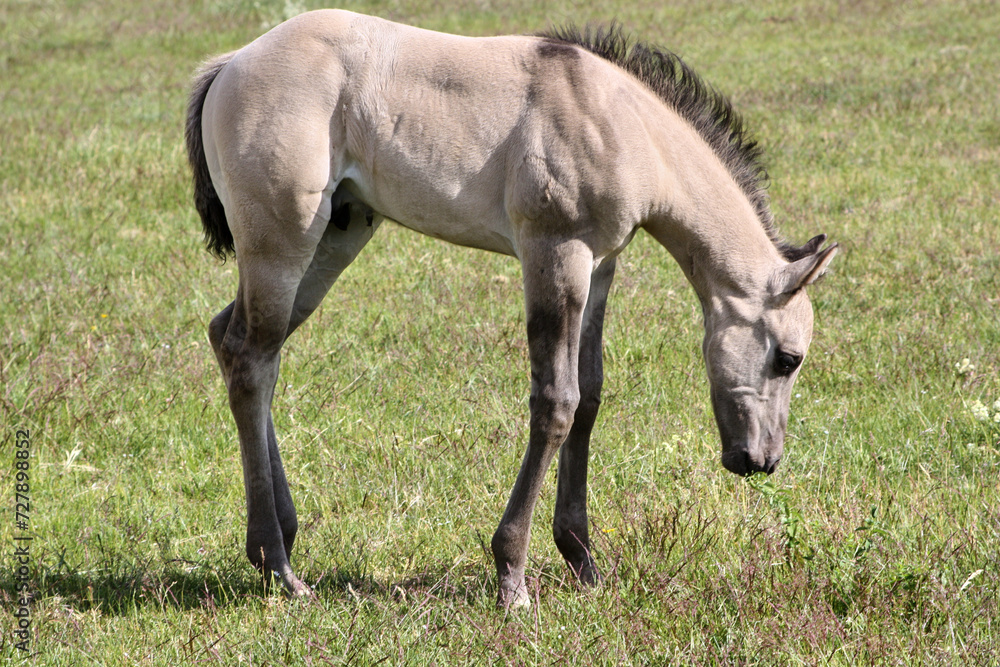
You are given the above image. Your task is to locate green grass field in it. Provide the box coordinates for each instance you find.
[2,0,998,663]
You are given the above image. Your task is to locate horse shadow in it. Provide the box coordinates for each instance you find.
[4,553,501,616]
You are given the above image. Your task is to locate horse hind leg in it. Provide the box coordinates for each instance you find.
[212,266,309,596]
[208,298,298,560]
[268,201,380,561]
[209,198,379,596]
[204,191,319,596]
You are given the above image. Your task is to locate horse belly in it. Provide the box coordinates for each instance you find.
[356,168,516,255]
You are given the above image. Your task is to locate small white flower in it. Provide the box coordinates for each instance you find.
[993,399,1000,413]
[955,358,975,375]
[993,411,1000,425]
[970,400,990,422]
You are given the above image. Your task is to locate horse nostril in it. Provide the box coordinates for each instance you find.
[764,457,781,475]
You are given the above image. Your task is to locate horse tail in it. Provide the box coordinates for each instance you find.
[185,52,236,259]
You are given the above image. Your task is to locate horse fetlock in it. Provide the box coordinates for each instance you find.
[245,542,270,572]
[245,532,291,573]
[576,561,601,586]
[552,524,589,553]
[492,529,533,608]
[491,523,528,565]
[247,542,312,598]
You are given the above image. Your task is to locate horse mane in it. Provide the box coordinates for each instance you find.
[538,23,804,261]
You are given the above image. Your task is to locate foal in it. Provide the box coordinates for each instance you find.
[186,11,836,607]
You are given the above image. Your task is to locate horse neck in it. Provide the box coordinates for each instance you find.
[641,122,783,310]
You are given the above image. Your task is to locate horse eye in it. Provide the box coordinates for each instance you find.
[775,351,802,375]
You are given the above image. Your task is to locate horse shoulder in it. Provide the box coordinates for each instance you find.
[507,42,660,249]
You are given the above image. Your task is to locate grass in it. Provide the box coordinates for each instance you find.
[2,0,999,663]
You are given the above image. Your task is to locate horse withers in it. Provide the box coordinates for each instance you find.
[185,10,837,608]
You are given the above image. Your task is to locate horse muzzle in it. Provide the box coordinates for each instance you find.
[721,444,782,476]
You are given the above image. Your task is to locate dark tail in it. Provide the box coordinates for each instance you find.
[185,52,236,260]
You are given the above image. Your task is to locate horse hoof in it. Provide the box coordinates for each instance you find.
[496,584,531,610]
[280,573,315,599]
[291,584,316,599]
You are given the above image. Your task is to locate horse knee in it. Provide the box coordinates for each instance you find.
[530,386,580,440]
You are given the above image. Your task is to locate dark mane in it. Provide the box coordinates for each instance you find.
[538,23,804,261]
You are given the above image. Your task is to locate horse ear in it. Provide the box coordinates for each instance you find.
[781,234,827,261]
[797,234,827,256]
[773,243,838,294]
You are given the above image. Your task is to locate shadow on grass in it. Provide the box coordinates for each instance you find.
[1,556,496,616]
[3,564,274,615]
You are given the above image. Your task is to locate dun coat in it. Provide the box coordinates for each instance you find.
[186,10,837,607]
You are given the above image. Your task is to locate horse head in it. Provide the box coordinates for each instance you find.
[702,241,838,476]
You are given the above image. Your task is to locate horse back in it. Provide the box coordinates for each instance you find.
[202,10,658,261]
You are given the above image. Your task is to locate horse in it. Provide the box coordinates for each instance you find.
[185,10,837,608]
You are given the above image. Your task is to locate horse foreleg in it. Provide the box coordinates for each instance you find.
[492,238,594,608]
[552,257,615,585]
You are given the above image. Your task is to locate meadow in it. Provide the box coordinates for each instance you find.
[2,0,998,663]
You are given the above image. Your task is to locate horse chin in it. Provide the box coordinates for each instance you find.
[720,446,782,476]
